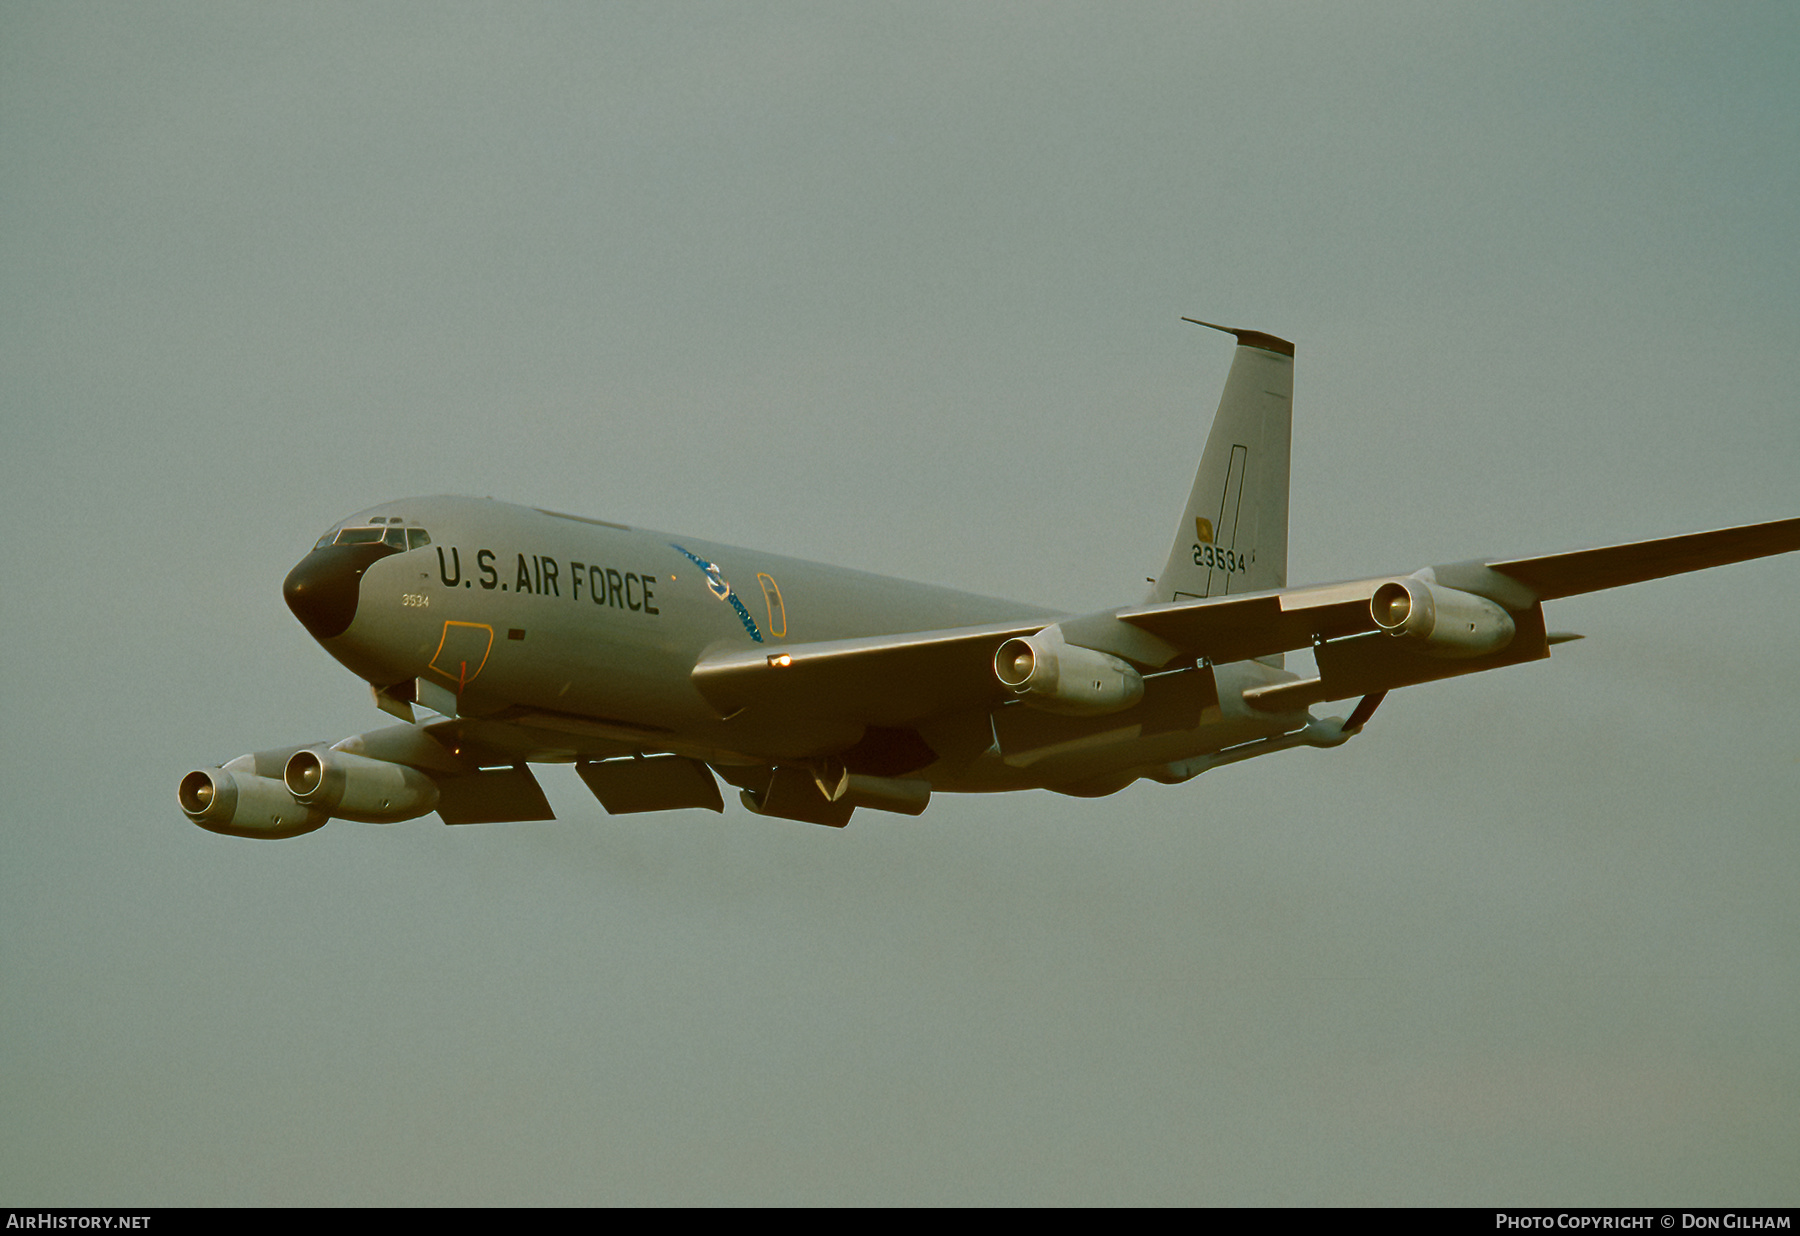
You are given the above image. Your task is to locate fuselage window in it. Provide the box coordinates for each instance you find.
[407,528,431,549]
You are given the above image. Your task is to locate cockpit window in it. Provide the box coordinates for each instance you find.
[333,527,388,546]
[312,524,432,551]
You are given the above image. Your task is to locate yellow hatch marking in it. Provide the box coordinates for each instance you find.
[758,573,787,638]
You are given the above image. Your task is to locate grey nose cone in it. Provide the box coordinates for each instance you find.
[283,543,399,640]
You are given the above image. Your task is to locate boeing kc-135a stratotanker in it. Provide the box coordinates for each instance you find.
[179,322,1800,837]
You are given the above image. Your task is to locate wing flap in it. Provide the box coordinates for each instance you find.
[1116,584,1380,664]
[434,765,555,825]
[577,755,724,815]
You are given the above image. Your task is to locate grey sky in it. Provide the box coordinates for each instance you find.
[2,3,1796,1204]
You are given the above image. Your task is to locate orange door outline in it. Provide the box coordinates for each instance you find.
[428,621,495,691]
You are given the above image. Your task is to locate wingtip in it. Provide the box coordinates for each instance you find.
[1182,318,1296,357]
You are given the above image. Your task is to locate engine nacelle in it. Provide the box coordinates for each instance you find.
[178,758,327,840]
[284,748,440,824]
[994,629,1145,715]
[1370,577,1516,657]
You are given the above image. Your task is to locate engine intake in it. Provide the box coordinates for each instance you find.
[1370,577,1516,657]
[179,761,327,839]
[284,748,440,824]
[995,628,1145,715]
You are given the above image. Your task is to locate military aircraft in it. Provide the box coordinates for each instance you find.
[179,322,1800,837]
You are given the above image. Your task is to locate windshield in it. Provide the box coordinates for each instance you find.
[312,524,431,551]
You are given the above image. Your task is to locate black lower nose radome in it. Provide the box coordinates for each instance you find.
[283,543,400,640]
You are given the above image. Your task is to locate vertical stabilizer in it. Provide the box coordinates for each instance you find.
[1150,322,1294,606]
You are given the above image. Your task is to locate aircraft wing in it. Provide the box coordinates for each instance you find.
[1116,516,1800,661]
[692,619,1048,725]
[689,590,1387,727]
[1483,517,1800,600]
[691,518,1799,726]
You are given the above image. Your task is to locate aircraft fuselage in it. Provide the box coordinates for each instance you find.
[283,495,1303,797]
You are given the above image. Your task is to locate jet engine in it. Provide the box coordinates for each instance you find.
[994,628,1145,715]
[1370,577,1516,657]
[178,758,327,839]
[283,748,441,824]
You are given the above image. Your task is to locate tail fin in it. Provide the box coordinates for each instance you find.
[1149,321,1294,605]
